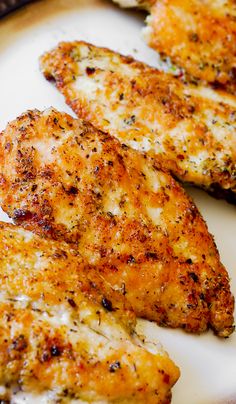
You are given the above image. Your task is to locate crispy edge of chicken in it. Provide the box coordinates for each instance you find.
[40,41,236,203]
[113,0,236,93]
[0,108,234,337]
[0,222,180,403]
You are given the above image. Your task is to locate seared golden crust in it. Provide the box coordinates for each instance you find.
[147,0,236,90]
[0,222,179,403]
[40,41,236,203]
[0,109,234,337]
[115,0,236,92]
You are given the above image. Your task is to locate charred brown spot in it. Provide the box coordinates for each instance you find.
[50,345,61,357]
[187,204,198,222]
[36,219,53,234]
[17,149,23,158]
[188,105,195,114]
[127,255,135,264]
[13,209,33,222]
[208,183,236,205]
[100,247,108,258]
[230,67,236,80]
[86,67,96,75]
[121,143,129,150]
[40,168,53,179]
[68,298,77,308]
[188,272,199,283]
[161,97,168,106]
[163,373,170,384]
[43,70,56,83]
[145,252,158,260]
[11,335,27,351]
[53,250,68,259]
[107,212,114,218]
[22,170,36,180]
[185,258,192,264]
[121,282,127,296]
[189,32,199,42]
[89,280,97,289]
[67,186,78,195]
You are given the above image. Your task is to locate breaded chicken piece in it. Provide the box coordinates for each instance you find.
[0,222,179,403]
[40,41,236,203]
[0,109,234,337]
[113,0,236,93]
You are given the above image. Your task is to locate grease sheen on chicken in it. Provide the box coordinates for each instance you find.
[0,222,180,403]
[113,0,236,93]
[0,109,234,337]
[40,41,236,203]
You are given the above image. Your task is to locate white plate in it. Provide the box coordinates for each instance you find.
[0,1,236,403]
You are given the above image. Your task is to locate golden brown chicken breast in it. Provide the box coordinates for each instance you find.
[40,41,236,203]
[113,0,236,93]
[0,109,234,337]
[0,222,179,403]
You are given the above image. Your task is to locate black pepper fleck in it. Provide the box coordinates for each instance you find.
[127,255,136,264]
[186,258,192,264]
[102,297,113,312]
[68,298,77,308]
[51,345,61,357]
[188,272,199,283]
[109,361,121,373]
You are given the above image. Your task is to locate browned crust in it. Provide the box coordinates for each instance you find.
[0,108,234,337]
[40,41,236,204]
[114,0,236,93]
[0,222,179,402]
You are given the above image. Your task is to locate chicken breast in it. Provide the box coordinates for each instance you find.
[0,109,234,337]
[0,222,179,403]
[113,0,236,93]
[40,41,236,203]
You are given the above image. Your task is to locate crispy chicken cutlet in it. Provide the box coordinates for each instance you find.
[40,42,236,203]
[113,0,236,93]
[0,109,234,337]
[0,222,180,403]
